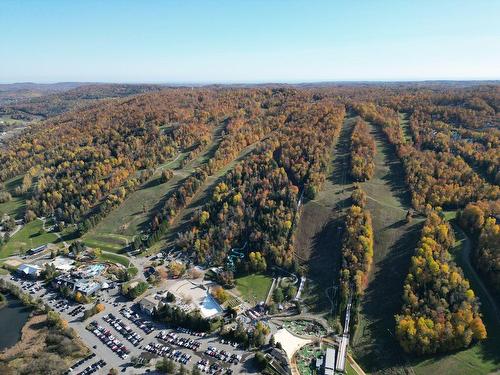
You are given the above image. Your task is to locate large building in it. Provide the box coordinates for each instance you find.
[323,347,336,375]
[53,275,102,296]
[27,244,47,256]
[17,263,41,278]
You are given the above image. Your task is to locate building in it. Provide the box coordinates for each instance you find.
[17,264,41,278]
[139,295,162,315]
[336,336,348,372]
[27,244,47,255]
[324,347,336,375]
[49,256,75,272]
[78,264,105,278]
[53,275,102,296]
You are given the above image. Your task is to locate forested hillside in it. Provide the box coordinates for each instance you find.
[0,83,499,373]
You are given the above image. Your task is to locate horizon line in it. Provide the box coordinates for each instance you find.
[1,78,500,86]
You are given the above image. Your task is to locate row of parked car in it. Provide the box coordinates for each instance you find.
[68,305,85,317]
[219,338,240,348]
[75,359,107,375]
[204,346,241,365]
[144,342,192,365]
[65,353,96,374]
[51,298,74,312]
[196,359,233,375]
[14,278,43,294]
[104,313,143,347]
[156,330,202,351]
[88,321,130,360]
[120,307,155,334]
[177,327,207,337]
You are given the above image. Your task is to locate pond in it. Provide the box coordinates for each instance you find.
[0,294,31,350]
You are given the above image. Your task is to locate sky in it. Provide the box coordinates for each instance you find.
[1,0,499,83]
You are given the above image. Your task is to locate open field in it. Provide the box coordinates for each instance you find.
[0,219,57,258]
[0,175,27,219]
[83,123,226,254]
[351,120,423,372]
[235,273,273,305]
[296,115,356,314]
[97,251,131,267]
[398,112,412,143]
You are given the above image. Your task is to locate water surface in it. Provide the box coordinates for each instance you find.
[0,294,31,350]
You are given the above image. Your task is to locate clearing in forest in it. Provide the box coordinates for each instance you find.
[0,175,28,220]
[399,112,413,143]
[295,115,357,313]
[234,273,274,305]
[0,218,58,258]
[83,124,226,253]
[351,119,422,372]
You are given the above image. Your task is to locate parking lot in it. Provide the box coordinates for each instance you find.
[2,274,258,374]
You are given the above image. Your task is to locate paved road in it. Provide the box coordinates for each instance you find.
[453,224,500,324]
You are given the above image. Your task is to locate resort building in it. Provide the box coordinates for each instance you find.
[27,244,47,255]
[17,263,41,278]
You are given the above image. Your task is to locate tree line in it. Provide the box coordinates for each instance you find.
[395,210,487,355]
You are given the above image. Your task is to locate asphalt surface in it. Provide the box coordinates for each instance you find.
[1,275,259,375]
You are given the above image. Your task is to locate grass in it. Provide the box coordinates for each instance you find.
[350,120,500,374]
[97,252,131,267]
[292,116,423,372]
[0,175,28,219]
[235,273,273,305]
[399,112,413,143]
[0,292,6,309]
[345,361,357,375]
[0,219,57,258]
[83,149,206,253]
[81,237,125,254]
[350,119,424,372]
[296,116,356,313]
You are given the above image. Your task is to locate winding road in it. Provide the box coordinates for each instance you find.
[453,223,500,324]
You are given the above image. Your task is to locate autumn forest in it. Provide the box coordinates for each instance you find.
[0,83,498,373]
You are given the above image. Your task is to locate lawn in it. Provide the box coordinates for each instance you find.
[340,119,424,372]
[345,361,357,375]
[398,112,413,143]
[0,175,28,219]
[82,151,199,253]
[0,219,57,258]
[82,233,131,254]
[97,252,131,267]
[296,116,356,313]
[235,273,273,305]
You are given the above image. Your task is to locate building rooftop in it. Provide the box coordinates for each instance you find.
[18,263,41,276]
[325,347,336,371]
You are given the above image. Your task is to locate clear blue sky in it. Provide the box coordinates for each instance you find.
[1,0,499,83]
